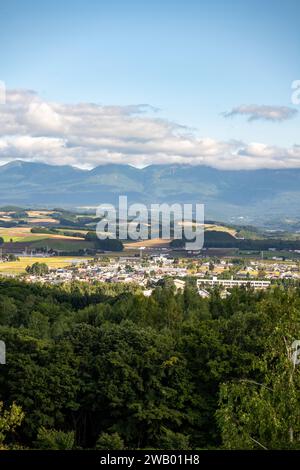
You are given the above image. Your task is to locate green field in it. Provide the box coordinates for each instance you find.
[0,227,49,242]
[238,249,300,261]
[31,238,93,251]
[0,226,86,243]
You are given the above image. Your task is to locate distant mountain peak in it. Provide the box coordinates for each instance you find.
[0,161,300,225]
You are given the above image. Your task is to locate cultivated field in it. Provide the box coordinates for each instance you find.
[0,256,91,275]
[124,237,171,249]
[0,227,85,242]
[204,223,237,237]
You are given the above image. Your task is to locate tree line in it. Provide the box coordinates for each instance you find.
[0,278,299,449]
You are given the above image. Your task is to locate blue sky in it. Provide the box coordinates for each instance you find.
[0,0,299,169]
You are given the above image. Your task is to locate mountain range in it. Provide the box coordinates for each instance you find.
[1,160,300,226]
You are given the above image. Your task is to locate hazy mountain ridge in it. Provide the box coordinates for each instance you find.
[1,160,300,225]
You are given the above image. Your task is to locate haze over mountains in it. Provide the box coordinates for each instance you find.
[1,160,299,225]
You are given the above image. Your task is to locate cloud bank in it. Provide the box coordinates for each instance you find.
[223,104,298,122]
[0,89,299,170]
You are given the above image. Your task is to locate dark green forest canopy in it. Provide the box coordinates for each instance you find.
[0,278,299,450]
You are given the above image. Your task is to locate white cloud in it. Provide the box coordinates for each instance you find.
[0,89,299,170]
[223,104,298,122]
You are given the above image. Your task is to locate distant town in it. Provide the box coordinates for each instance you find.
[16,252,300,297]
[1,207,300,297]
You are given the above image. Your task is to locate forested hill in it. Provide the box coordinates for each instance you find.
[2,160,300,223]
[0,278,299,450]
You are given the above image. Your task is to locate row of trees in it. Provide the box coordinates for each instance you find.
[85,232,124,251]
[0,278,299,449]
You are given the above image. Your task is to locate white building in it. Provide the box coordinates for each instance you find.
[142,289,153,297]
[197,276,270,290]
[198,288,210,298]
[173,279,186,291]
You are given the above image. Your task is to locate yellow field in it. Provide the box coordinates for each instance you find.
[204,224,237,236]
[0,256,91,275]
[26,217,59,224]
[0,227,85,242]
[124,238,171,249]
[178,221,237,236]
[26,210,56,217]
[0,210,58,225]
